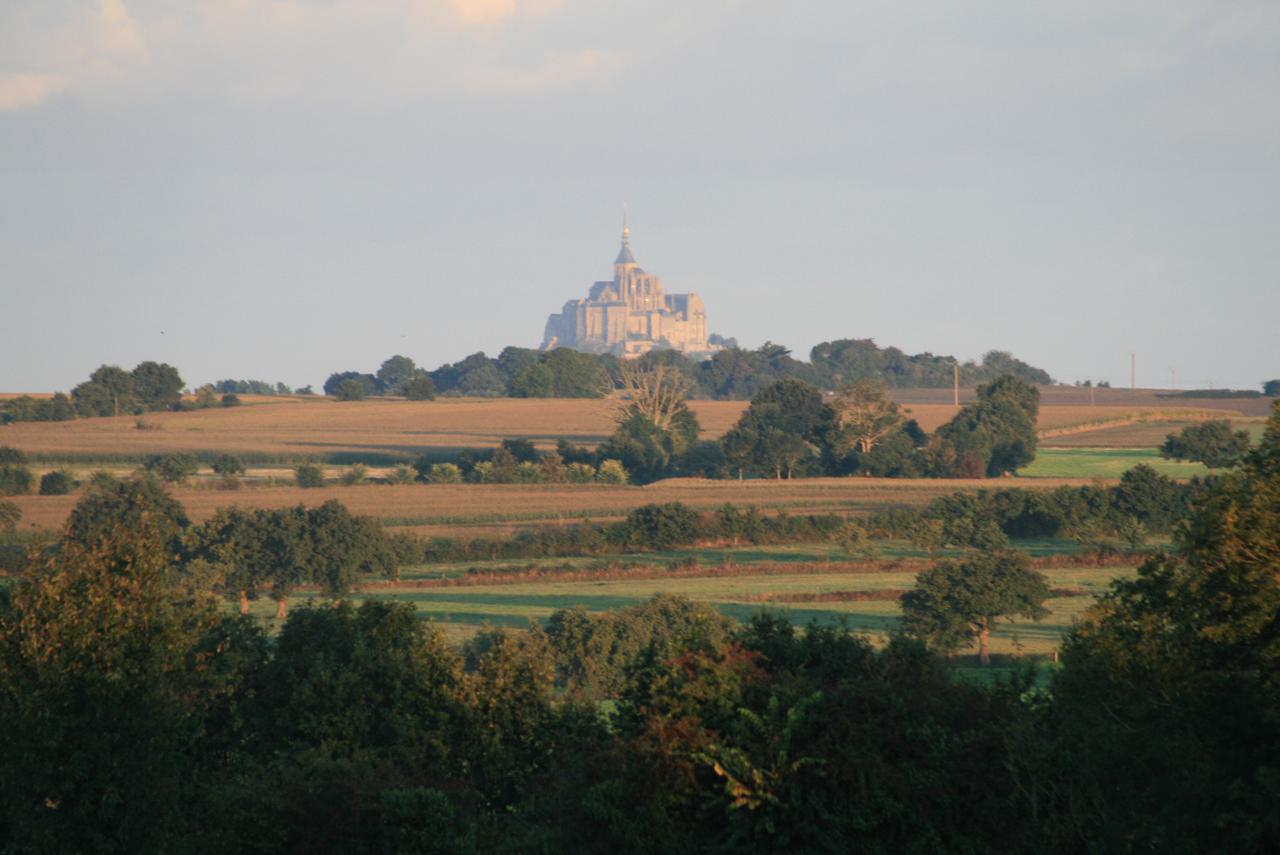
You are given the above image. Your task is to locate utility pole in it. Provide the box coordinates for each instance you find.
[1089,385,1096,407]
[952,362,959,408]
[1130,352,1136,396]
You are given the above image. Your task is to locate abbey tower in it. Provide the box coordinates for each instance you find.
[541,219,719,358]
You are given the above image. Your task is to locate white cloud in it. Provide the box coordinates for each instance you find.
[0,73,66,111]
[452,0,566,25]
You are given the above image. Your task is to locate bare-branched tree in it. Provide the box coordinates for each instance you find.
[614,361,695,431]
[832,380,903,454]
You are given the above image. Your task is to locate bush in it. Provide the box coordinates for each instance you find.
[143,453,199,484]
[0,446,26,465]
[625,503,701,550]
[596,460,628,484]
[565,462,596,484]
[39,470,75,496]
[295,464,326,488]
[339,465,368,486]
[515,462,544,483]
[0,465,34,496]
[335,379,366,401]
[0,499,20,532]
[220,393,242,407]
[385,464,417,485]
[427,463,463,484]
[210,453,245,477]
[403,376,437,401]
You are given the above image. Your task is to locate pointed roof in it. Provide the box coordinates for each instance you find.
[615,207,635,264]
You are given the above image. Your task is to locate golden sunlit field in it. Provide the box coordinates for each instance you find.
[0,392,1251,464]
[5,475,1096,534]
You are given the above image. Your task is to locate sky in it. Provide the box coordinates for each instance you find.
[2,0,1278,392]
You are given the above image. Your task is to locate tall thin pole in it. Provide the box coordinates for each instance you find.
[1130,352,1136,394]
[952,362,959,408]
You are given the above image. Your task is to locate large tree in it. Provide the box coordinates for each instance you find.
[130,361,184,409]
[1159,419,1251,468]
[900,551,1051,665]
[933,374,1040,477]
[1048,401,1280,850]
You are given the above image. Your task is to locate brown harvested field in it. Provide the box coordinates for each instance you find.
[1043,417,1268,448]
[4,475,1097,533]
[0,392,1250,463]
[0,396,747,461]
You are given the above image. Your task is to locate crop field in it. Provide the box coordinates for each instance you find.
[0,391,1251,466]
[3,476,1093,534]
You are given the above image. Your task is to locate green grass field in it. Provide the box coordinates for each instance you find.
[243,558,1136,657]
[1020,447,1209,479]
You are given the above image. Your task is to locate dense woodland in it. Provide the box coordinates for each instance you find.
[0,405,1277,852]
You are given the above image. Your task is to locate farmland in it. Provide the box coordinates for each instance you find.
[0,390,1256,467]
[1,388,1257,658]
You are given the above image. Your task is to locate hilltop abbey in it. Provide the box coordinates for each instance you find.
[541,220,719,358]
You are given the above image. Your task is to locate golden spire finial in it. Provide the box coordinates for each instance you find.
[621,203,630,246]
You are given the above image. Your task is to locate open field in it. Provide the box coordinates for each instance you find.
[2,476,1096,533]
[1020,447,1210,479]
[1,391,1257,465]
[238,561,1137,654]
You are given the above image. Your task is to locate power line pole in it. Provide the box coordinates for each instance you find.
[952,362,959,408]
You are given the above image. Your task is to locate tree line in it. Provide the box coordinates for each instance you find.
[0,406,1276,851]
[324,338,1052,403]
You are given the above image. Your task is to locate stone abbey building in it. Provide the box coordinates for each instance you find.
[541,221,719,358]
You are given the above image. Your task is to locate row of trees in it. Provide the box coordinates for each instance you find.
[324,339,1052,403]
[600,372,1043,483]
[0,361,186,423]
[1,406,1276,850]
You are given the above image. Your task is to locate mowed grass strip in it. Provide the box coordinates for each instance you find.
[347,564,1135,655]
[1019,447,1208,479]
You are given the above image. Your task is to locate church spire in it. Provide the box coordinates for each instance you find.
[615,205,636,265]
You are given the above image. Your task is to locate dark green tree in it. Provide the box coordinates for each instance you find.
[131,361,184,410]
[335,378,366,401]
[144,452,200,484]
[403,375,437,400]
[1048,401,1280,850]
[1159,419,1251,468]
[375,355,421,395]
[72,364,138,417]
[38,470,74,496]
[900,551,1050,664]
[933,374,1040,477]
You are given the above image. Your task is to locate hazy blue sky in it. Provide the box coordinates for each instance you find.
[3,1,1277,392]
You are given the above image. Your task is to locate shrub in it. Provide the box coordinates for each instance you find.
[385,464,417,485]
[596,459,628,484]
[428,463,463,484]
[403,376,437,401]
[220,393,242,407]
[0,499,20,532]
[0,465,34,496]
[339,465,368,486]
[335,379,366,401]
[295,464,325,488]
[143,453,199,484]
[39,470,75,496]
[515,462,544,483]
[210,453,245,477]
[625,502,701,550]
[565,462,596,484]
[0,446,26,465]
